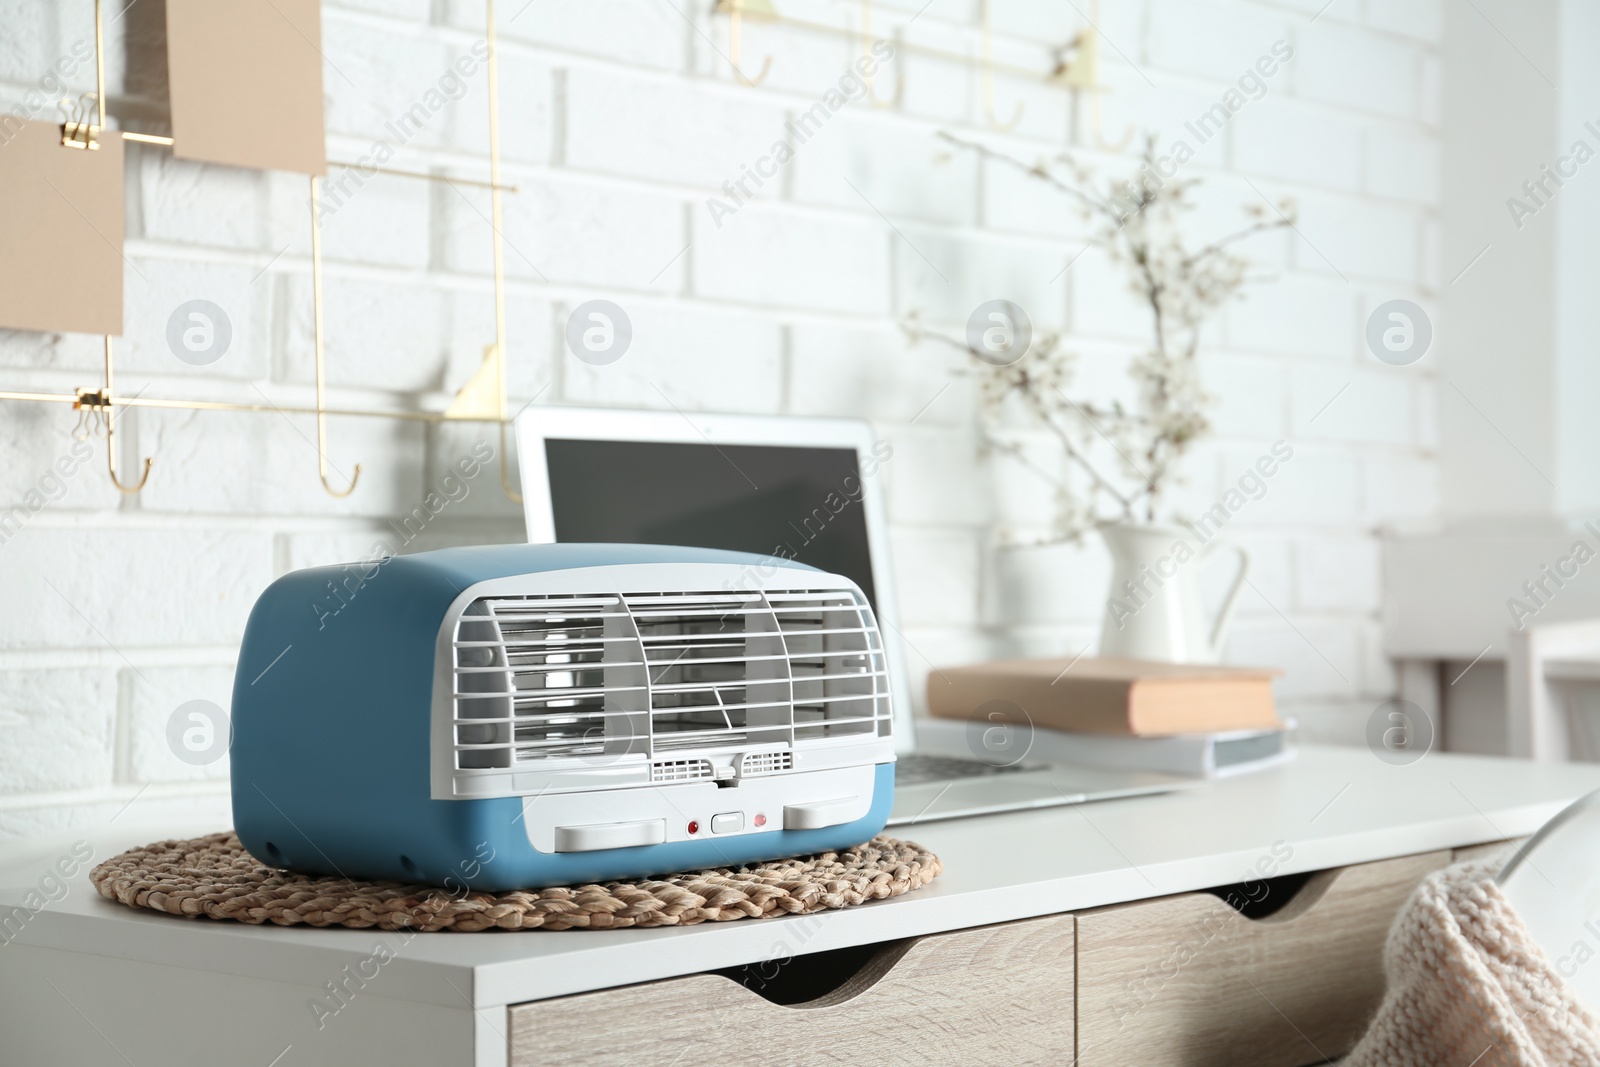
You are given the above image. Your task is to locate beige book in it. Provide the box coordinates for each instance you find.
[926,656,1281,737]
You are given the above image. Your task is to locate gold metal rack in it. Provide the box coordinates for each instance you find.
[7,0,1127,503]
[712,0,1129,142]
[1,0,525,499]
[710,0,1083,87]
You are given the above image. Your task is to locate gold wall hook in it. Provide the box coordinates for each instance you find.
[981,0,1024,130]
[83,338,152,494]
[859,0,896,107]
[1088,88,1135,151]
[108,435,153,493]
[717,0,776,87]
[318,454,362,497]
[309,175,362,499]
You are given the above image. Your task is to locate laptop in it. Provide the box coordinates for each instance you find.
[514,406,1190,825]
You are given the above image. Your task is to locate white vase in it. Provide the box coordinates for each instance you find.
[1096,521,1249,664]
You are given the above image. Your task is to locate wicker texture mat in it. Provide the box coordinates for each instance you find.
[89,831,941,932]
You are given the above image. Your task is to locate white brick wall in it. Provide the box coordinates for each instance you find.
[0,0,1442,834]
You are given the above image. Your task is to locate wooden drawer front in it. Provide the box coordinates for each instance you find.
[1075,850,1450,1067]
[510,913,1074,1067]
[1452,837,1525,865]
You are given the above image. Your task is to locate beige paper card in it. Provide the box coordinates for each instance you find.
[0,120,124,335]
[165,0,327,175]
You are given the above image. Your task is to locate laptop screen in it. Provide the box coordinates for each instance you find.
[543,437,879,609]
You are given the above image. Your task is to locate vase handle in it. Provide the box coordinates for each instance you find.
[1201,539,1250,660]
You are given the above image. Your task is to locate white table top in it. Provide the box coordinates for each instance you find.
[4,745,1599,1011]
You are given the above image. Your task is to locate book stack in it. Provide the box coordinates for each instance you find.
[925,657,1292,778]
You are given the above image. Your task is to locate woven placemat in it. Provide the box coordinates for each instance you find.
[89,831,941,932]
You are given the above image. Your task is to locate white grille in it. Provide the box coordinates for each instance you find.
[740,750,794,776]
[450,586,891,776]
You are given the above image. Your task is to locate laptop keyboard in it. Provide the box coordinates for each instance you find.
[895,753,1041,787]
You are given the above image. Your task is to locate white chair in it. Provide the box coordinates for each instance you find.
[1497,787,1600,1013]
[1506,619,1600,761]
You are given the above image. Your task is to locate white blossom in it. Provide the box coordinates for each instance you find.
[907,135,1297,543]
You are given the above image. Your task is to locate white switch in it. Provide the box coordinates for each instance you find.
[783,797,859,830]
[711,812,743,834]
[554,818,666,853]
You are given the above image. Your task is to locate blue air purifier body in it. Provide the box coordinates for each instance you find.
[230,543,896,891]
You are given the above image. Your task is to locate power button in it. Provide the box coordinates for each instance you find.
[711,812,744,834]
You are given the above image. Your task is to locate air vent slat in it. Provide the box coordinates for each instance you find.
[647,698,791,716]
[455,661,647,674]
[483,614,631,626]
[642,652,790,667]
[794,713,880,727]
[455,636,637,647]
[786,669,885,683]
[627,607,767,621]
[454,684,648,702]
[513,732,650,751]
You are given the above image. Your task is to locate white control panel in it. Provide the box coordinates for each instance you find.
[531,764,877,854]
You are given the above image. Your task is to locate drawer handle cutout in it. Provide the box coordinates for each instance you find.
[1204,867,1341,921]
[714,937,916,1008]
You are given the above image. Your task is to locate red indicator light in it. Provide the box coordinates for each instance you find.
[753,813,767,827]
[687,820,699,835]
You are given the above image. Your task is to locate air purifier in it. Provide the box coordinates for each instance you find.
[230,543,896,890]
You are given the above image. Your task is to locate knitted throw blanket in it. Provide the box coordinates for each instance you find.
[1345,859,1600,1067]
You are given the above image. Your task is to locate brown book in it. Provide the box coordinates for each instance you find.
[926,657,1281,737]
